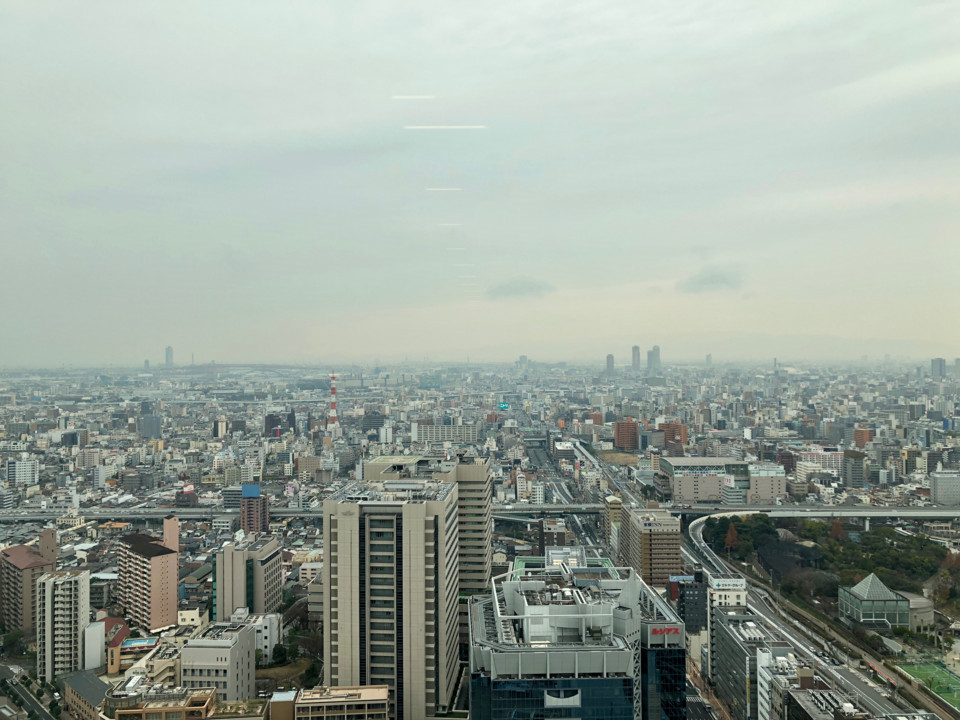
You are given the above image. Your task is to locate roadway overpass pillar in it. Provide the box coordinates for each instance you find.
[864,517,870,531]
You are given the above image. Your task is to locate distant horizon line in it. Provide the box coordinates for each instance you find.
[0,355,952,372]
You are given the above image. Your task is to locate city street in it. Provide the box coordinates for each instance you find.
[0,665,57,720]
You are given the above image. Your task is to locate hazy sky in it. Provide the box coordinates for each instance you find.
[3,1,959,366]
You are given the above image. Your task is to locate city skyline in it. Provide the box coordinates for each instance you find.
[3,1,959,365]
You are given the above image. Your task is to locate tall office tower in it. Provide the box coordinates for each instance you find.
[117,516,179,632]
[618,508,681,587]
[955,358,960,378]
[453,460,493,649]
[706,353,712,365]
[468,550,686,720]
[322,480,460,720]
[165,346,173,367]
[362,456,493,652]
[240,485,270,534]
[5,453,40,487]
[932,357,947,379]
[705,572,747,681]
[0,529,57,636]
[213,536,282,620]
[36,570,90,683]
[606,353,615,374]
[602,495,623,545]
[632,345,641,371]
[842,450,867,488]
[181,622,255,702]
[614,421,640,451]
[658,421,688,458]
[264,413,284,437]
[212,419,228,438]
[647,344,661,373]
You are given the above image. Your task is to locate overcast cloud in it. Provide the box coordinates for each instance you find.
[1,0,958,365]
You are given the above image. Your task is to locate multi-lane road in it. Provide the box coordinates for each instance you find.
[686,516,923,718]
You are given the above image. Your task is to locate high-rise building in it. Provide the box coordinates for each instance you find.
[931,472,960,506]
[117,516,178,632]
[647,345,661,374]
[240,485,269,534]
[658,421,688,456]
[165,346,173,367]
[673,570,708,633]
[931,357,947,379]
[614,421,640,451]
[36,570,90,683]
[632,345,641,371]
[618,508,681,587]
[362,455,493,648]
[213,536,282,620]
[5,453,39,487]
[606,353,615,374]
[853,426,874,448]
[842,450,867,488]
[602,495,623,545]
[322,479,461,720]
[212,419,229,438]
[468,550,686,720]
[712,606,795,720]
[0,529,57,636]
[181,622,255,702]
[450,460,493,648]
[705,572,748,681]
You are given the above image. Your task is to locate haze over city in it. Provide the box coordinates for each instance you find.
[2,1,958,366]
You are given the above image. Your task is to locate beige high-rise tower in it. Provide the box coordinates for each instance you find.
[451,459,493,647]
[618,508,681,587]
[213,536,282,620]
[118,517,179,632]
[322,481,460,720]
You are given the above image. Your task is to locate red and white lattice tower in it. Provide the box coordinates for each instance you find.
[328,371,341,438]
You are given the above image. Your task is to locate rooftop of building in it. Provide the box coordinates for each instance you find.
[661,457,748,466]
[787,689,851,720]
[296,686,390,704]
[326,479,456,504]
[191,622,248,642]
[472,553,680,652]
[60,671,111,708]
[717,610,779,646]
[120,533,175,558]
[0,544,51,570]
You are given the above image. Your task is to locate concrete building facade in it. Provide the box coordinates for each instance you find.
[181,622,256,702]
[0,528,57,636]
[213,536,282,620]
[37,570,90,683]
[322,479,461,720]
[117,517,179,632]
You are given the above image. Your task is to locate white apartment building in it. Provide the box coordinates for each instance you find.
[181,622,255,702]
[37,570,90,683]
[6,454,39,487]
